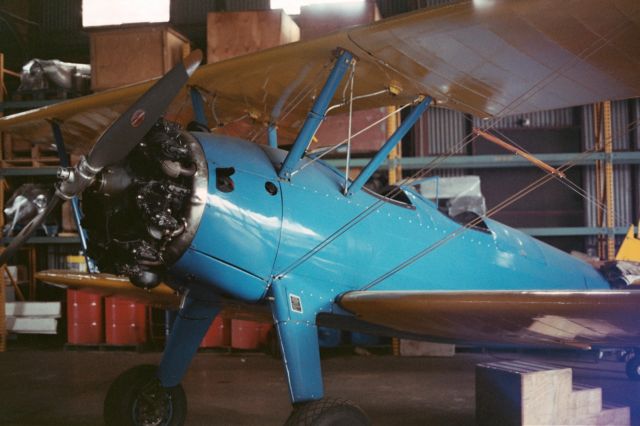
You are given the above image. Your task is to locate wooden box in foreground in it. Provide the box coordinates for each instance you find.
[89,24,190,91]
[207,10,300,63]
[476,360,629,426]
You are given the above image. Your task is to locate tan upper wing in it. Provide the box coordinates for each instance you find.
[339,290,640,349]
[1,0,639,153]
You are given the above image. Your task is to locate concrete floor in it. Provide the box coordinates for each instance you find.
[1,347,639,425]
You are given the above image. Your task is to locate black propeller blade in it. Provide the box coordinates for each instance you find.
[0,50,203,268]
[88,49,202,169]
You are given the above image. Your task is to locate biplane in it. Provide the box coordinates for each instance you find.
[1,0,640,424]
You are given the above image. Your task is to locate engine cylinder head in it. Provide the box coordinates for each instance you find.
[82,119,208,287]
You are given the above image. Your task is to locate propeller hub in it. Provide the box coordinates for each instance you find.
[57,167,72,181]
[56,156,102,200]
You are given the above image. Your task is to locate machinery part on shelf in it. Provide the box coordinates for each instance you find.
[2,184,54,237]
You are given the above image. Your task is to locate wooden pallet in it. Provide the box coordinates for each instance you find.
[1,134,60,168]
[64,343,146,352]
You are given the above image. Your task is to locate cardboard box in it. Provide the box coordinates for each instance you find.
[66,255,88,272]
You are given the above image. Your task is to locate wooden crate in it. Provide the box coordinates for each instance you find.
[207,10,300,63]
[89,24,191,91]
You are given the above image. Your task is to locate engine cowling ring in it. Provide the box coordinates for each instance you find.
[162,130,208,266]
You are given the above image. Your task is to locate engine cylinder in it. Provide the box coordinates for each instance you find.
[82,119,207,289]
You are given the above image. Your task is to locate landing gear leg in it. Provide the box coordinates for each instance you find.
[103,296,219,425]
[270,281,371,425]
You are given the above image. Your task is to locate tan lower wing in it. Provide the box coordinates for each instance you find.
[35,270,272,322]
[36,270,180,308]
[339,290,640,349]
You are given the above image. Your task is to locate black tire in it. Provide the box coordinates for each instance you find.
[626,355,640,381]
[285,398,370,426]
[104,364,187,426]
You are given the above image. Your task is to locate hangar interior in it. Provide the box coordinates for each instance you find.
[0,0,639,425]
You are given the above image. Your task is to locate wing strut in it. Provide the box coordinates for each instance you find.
[347,96,432,195]
[278,49,355,180]
[189,87,208,129]
[268,124,278,148]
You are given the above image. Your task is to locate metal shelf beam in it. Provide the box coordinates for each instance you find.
[519,226,629,237]
[1,236,80,244]
[0,100,61,111]
[0,167,59,176]
[326,152,640,170]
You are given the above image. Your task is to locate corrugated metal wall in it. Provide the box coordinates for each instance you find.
[471,108,577,130]
[419,101,638,250]
[414,107,467,177]
[29,0,87,62]
[376,0,457,18]
[38,0,82,32]
[171,0,270,24]
[633,99,640,232]
[171,0,221,24]
[225,0,270,11]
[634,99,640,150]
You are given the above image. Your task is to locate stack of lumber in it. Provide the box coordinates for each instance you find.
[476,360,629,425]
[5,302,60,334]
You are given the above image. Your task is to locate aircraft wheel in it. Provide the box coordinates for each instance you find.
[285,398,370,426]
[104,364,186,426]
[625,355,640,381]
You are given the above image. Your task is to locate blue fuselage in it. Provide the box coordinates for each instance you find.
[168,133,609,307]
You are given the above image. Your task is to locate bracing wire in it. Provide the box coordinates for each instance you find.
[273,13,637,282]
[343,61,356,194]
[361,149,597,290]
[490,126,630,229]
[293,102,413,175]
[250,59,333,143]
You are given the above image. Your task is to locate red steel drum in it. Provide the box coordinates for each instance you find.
[67,289,103,344]
[105,296,147,345]
[200,316,231,348]
[231,319,264,350]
